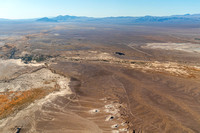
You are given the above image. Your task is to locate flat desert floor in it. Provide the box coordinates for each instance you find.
[0,22,200,133]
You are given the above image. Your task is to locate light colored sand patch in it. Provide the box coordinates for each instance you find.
[131,61,189,76]
[95,52,114,60]
[119,128,128,132]
[104,104,121,116]
[143,43,200,53]
[64,51,116,61]
[0,59,44,80]
[0,59,44,67]
[0,68,69,92]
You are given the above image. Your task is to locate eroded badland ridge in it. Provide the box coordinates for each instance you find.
[0,22,200,133]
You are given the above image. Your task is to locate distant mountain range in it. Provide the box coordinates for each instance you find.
[37,15,91,22]
[1,14,200,24]
[35,14,200,24]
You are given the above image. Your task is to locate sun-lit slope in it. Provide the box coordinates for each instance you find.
[49,58,200,133]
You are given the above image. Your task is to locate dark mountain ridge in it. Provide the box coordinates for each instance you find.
[36,14,200,24]
[1,14,200,25]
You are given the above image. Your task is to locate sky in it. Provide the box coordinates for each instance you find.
[0,0,200,19]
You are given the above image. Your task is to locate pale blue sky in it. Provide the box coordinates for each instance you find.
[0,0,200,19]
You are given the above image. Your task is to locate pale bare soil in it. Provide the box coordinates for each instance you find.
[143,43,200,53]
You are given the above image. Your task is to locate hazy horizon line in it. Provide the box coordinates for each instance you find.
[0,13,199,20]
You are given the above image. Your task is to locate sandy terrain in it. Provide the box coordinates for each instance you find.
[1,22,200,133]
[144,43,200,53]
[0,59,44,80]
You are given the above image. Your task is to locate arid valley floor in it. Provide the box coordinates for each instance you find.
[0,22,200,133]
